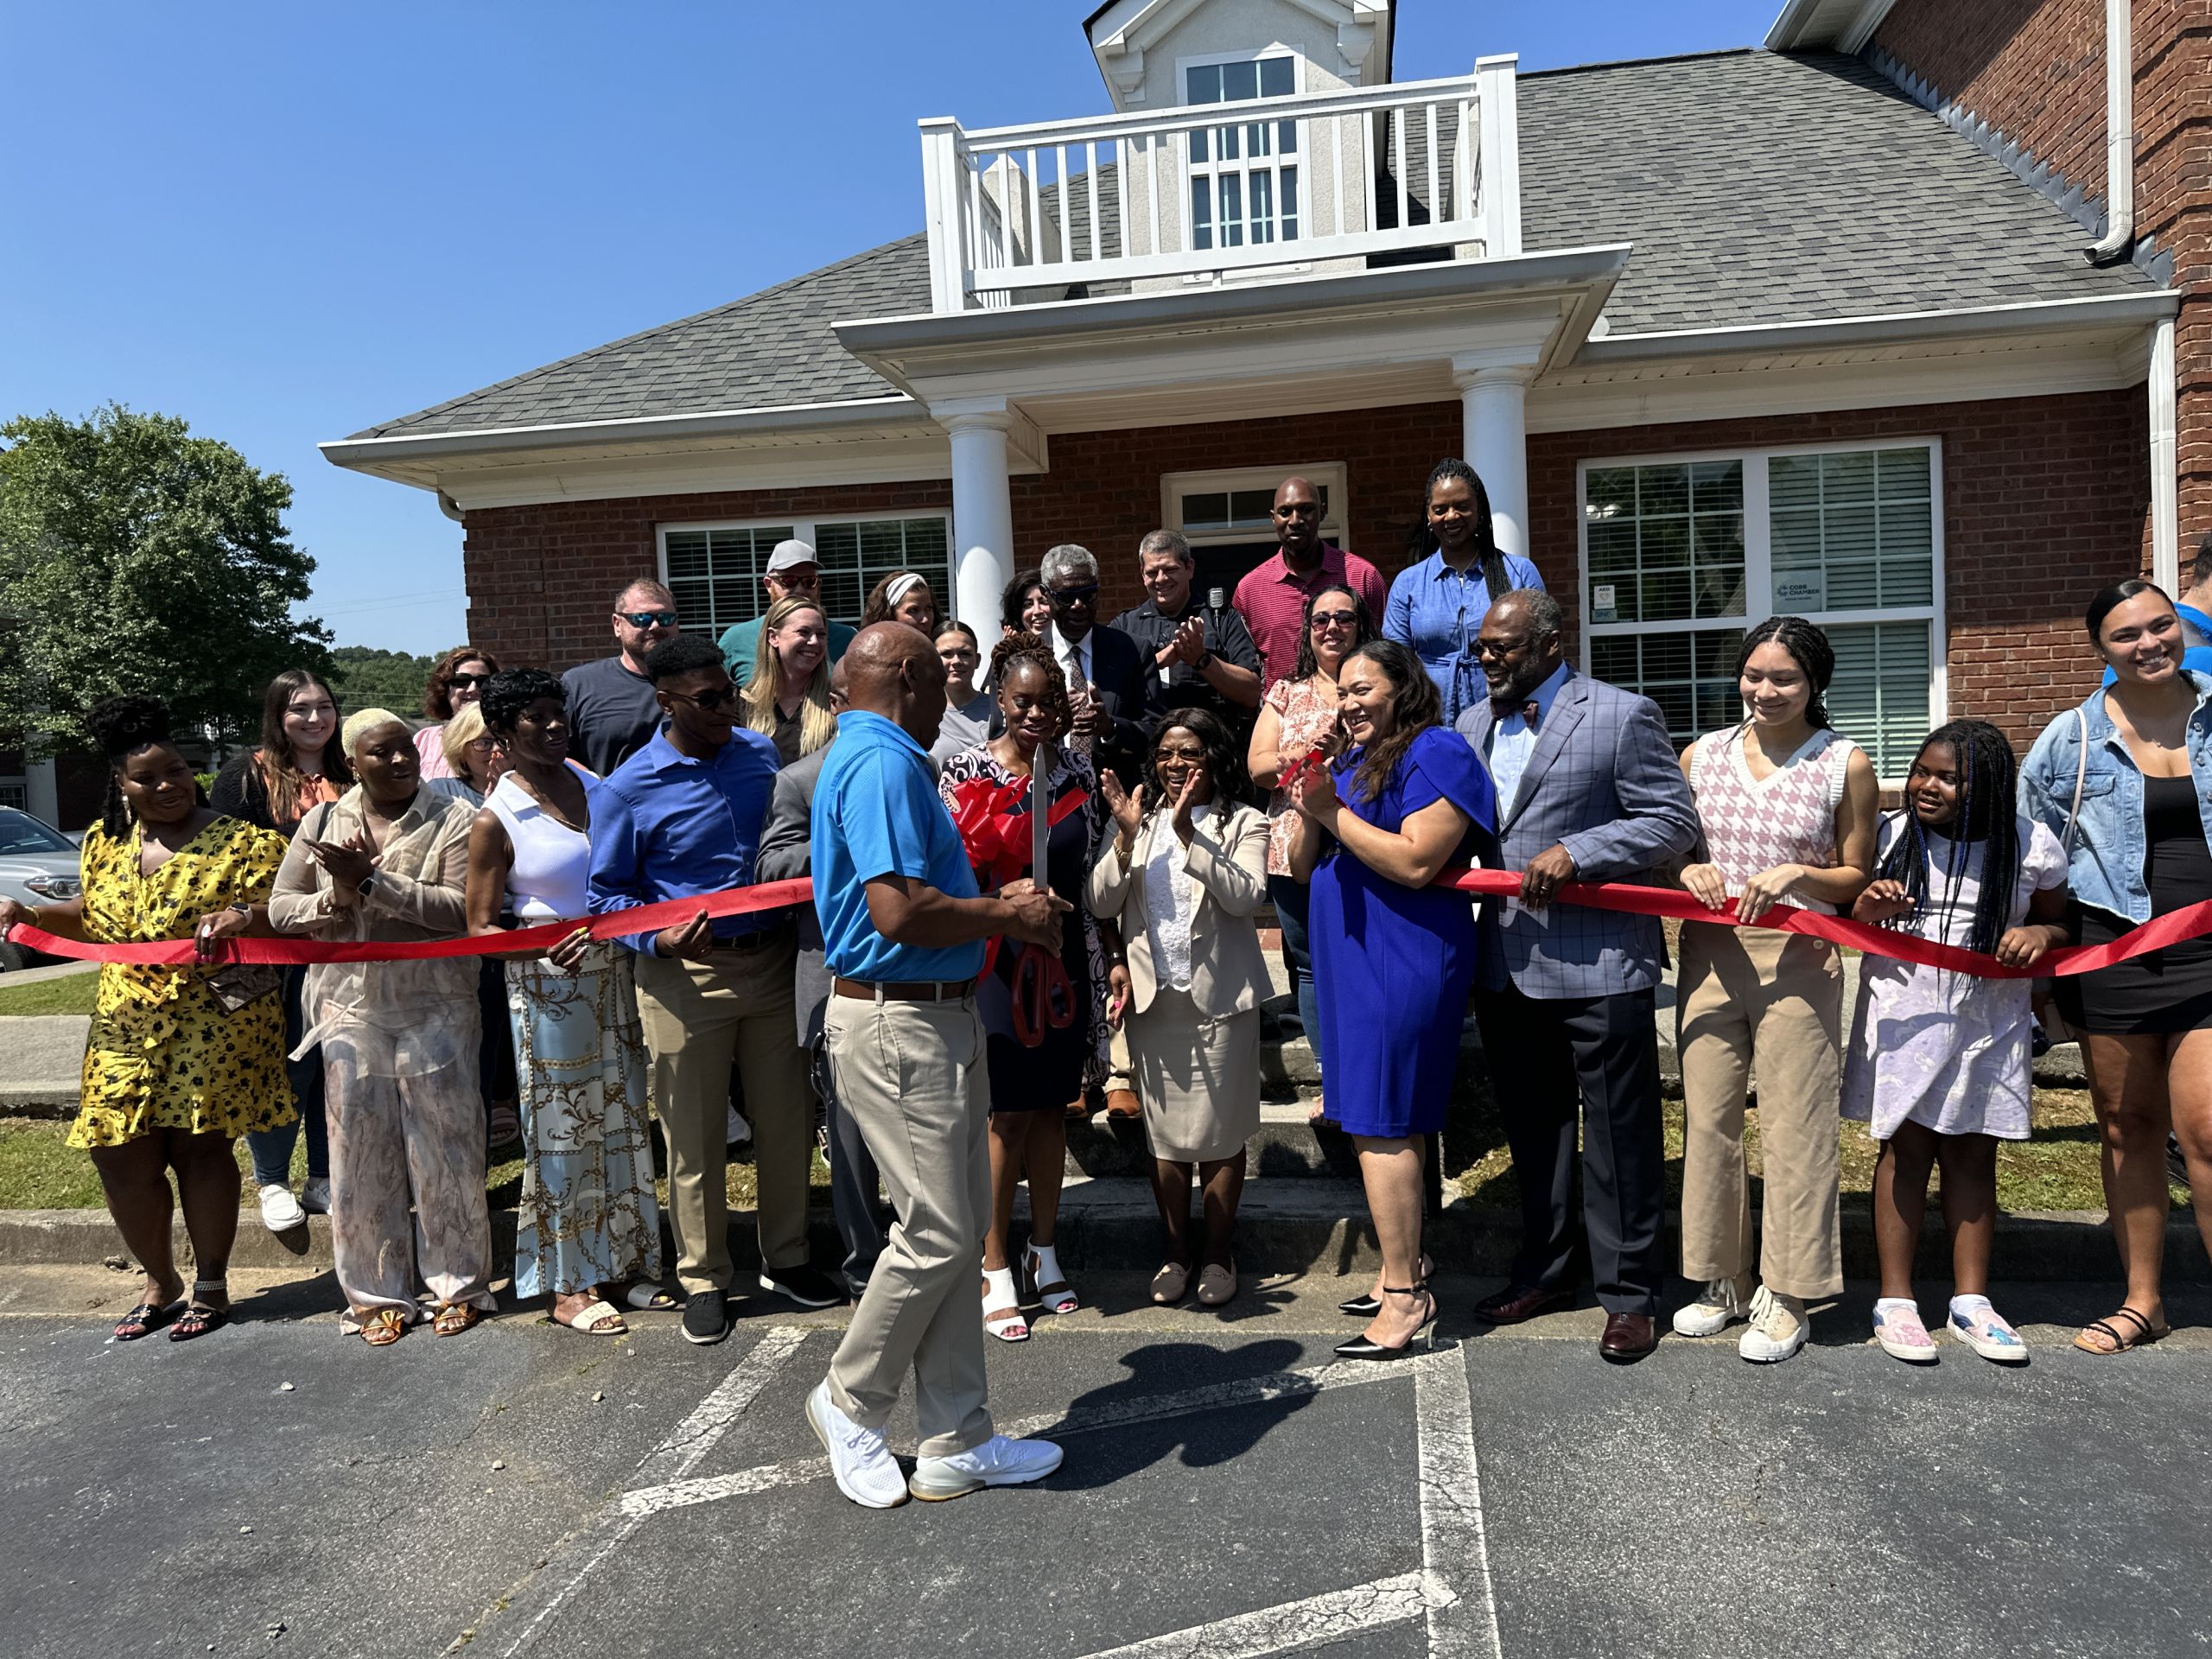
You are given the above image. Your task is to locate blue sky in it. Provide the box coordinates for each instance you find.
[4,2,1779,655]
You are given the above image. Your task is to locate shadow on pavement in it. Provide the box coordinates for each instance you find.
[1039,1337,1319,1489]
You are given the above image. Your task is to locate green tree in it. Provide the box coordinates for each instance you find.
[0,404,334,747]
[329,645,435,717]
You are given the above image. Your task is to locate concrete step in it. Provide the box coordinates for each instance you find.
[1067,1102,1360,1179]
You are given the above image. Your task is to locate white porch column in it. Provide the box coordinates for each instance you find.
[1452,357,1535,561]
[938,402,1017,632]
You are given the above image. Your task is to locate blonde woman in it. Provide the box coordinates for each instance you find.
[745,594,836,766]
[1089,710,1271,1306]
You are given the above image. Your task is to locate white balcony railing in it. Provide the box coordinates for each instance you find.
[918,55,1522,313]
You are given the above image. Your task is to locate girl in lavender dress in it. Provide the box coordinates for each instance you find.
[1843,720,2069,1364]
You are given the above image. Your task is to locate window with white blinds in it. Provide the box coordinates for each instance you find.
[658,516,951,638]
[1580,442,1943,777]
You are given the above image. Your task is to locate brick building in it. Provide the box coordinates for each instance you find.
[323,0,2201,776]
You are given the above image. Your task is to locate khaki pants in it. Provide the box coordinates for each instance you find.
[823,990,994,1459]
[1676,924,1844,1300]
[634,937,811,1296]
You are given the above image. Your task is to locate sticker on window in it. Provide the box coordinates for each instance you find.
[1772,575,1823,608]
[1592,583,1618,624]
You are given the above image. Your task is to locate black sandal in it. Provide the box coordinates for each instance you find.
[169,1280,231,1343]
[2073,1305,2170,1355]
[113,1300,178,1342]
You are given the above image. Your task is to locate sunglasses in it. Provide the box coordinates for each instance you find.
[448,672,493,690]
[618,609,680,629]
[1310,611,1359,630]
[668,684,740,711]
[1049,585,1099,604]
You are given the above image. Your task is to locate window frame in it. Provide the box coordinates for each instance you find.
[1176,47,1307,252]
[655,510,953,639]
[1574,436,1948,781]
[1160,461,1350,555]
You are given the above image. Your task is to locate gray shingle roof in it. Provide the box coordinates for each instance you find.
[1518,49,2153,336]
[353,49,2153,442]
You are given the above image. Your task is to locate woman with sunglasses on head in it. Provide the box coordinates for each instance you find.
[1248,584,1374,1122]
[939,632,1115,1341]
[743,594,837,766]
[1089,710,1271,1306]
[1383,461,1545,725]
[2024,579,2212,1355]
[863,570,941,639]
[414,645,499,780]
[1281,638,1496,1359]
[212,668,353,1234]
[0,696,295,1343]
[269,708,493,1345]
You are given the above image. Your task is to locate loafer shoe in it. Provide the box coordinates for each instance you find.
[806,1382,908,1509]
[257,1183,305,1233]
[908,1433,1064,1502]
[298,1176,332,1216]
[1195,1263,1237,1307]
[1473,1283,1573,1325]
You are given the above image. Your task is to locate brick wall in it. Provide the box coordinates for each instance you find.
[1872,0,2211,566]
[461,389,2145,760]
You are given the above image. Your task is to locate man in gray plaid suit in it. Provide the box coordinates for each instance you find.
[1453,590,1701,1362]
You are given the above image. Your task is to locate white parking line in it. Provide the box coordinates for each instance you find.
[1073,1570,1433,1658]
[1415,1350,1504,1658]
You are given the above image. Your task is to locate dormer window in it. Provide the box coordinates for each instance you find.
[1184,53,1301,251]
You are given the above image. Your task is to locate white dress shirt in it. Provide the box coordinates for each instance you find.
[1484,663,1570,819]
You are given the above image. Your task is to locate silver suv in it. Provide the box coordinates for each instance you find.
[0,806,82,971]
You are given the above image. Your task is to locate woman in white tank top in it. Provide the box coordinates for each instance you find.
[464,669,665,1334]
[1672,619,1878,1363]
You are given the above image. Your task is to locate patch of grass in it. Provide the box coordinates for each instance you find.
[1445,1076,2183,1216]
[0,973,98,1017]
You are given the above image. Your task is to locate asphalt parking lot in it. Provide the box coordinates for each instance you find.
[4,1268,2209,1659]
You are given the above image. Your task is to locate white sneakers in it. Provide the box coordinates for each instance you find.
[908,1433,1065,1502]
[1738,1286,1809,1363]
[1671,1277,1751,1338]
[806,1382,908,1509]
[257,1183,305,1232]
[805,1382,1065,1509]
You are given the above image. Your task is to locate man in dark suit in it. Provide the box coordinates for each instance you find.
[1038,543,1148,788]
[1454,589,1702,1362]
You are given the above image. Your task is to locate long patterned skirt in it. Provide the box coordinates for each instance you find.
[507,944,664,1298]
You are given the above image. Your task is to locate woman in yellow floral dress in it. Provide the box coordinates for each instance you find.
[0,697,295,1342]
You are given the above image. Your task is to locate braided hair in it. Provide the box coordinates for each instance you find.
[1874,719,2022,962]
[1419,459,1509,601]
[85,695,199,840]
[1735,616,1836,730]
[988,631,1074,741]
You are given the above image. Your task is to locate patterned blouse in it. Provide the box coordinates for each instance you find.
[72,815,296,1149]
[1262,674,1344,877]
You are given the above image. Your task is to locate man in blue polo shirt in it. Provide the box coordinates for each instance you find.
[588,634,842,1346]
[804,622,1070,1510]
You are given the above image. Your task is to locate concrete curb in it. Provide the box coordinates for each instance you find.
[6,1194,2200,1285]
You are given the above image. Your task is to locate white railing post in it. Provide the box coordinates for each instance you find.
[918,117,969,312]
[1474,54,1521,258]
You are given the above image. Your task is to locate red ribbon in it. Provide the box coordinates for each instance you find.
[13,867,2212,982]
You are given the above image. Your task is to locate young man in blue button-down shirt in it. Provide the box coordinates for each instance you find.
[588,635,842,1343]
[804,622,1071,1509]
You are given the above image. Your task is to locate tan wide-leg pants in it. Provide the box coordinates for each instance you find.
[1676,923,1844,1300]
[823,989,995,1459]
[634,937,811,1297]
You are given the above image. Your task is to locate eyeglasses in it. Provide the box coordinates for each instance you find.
[668,684,740,711]
[448,672,493,690]
[618,609,680,629]
[1310,611,1358,631]
[1049,584,1099,604]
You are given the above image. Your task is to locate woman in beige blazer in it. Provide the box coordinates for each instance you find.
[1090,710,1271,1308]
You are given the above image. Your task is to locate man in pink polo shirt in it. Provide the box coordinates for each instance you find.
[1230,476,1389,690]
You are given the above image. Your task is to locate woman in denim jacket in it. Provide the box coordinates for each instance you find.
[2023,580,2212,1354]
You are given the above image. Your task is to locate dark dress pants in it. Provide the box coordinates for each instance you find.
[1473,980,1666,1316]
[814,1038,885,1297]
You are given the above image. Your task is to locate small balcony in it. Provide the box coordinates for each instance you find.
[918,55,1522,314]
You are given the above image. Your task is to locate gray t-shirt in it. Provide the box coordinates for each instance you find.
[930,690,996,767]
[561,655,663,779]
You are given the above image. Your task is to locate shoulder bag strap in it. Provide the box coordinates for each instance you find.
[2063,706,2089,854]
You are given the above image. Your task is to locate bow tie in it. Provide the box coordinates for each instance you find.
[1494,697,1541,731]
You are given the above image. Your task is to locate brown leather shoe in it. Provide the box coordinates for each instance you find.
[1065,1091,1096,1122]
[1104,1088,1142,1119]
[1472,1284,1573,1325]
[1599,1311,1656,1361]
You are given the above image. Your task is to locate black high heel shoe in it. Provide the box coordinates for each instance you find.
[1333,1283,1438,1360]
[1339,1254,1433,1317]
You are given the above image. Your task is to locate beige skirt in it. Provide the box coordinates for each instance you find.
[1128,988,1261,1163]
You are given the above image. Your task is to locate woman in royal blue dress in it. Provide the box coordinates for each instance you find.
[1285,638,1496,1360]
